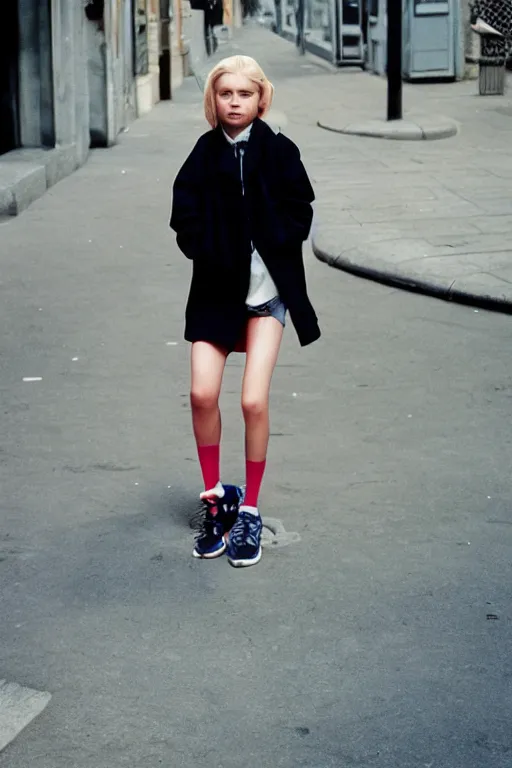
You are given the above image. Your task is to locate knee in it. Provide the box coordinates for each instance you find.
[190,387,219,412]
[241,394,267,420]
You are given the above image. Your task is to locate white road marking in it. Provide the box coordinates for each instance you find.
[0,680,51,753]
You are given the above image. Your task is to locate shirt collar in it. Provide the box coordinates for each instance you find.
[222,122,253,146]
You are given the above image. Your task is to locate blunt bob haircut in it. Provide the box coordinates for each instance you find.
[204,55,274,129]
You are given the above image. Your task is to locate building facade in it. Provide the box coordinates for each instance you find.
[0,0,198,216]
[0,1,91,215]
[277,0,483,78]
[1,1,91,161]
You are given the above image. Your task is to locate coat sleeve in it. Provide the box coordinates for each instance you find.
[170,142,205,261]
[274,134,315,246]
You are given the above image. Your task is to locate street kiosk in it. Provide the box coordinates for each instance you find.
[402,0,459,79]
[365,0,462,80]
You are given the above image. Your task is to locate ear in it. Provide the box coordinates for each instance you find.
[257,90,267,117]
[257,81,273,119]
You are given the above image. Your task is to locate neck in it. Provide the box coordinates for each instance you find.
[221,121,253,140]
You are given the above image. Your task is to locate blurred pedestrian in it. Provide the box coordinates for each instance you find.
[204,0,223,54]
[170,55,320,567]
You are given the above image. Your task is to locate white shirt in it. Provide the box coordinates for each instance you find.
[222,124,279,307]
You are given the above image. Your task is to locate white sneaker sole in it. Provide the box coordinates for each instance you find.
[227,546,262,568]
[471,19,504,37]
[192,540,227,559]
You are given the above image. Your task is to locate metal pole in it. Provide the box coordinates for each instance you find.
[386,0,402,120]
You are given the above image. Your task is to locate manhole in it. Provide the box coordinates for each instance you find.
[261,517,301,549]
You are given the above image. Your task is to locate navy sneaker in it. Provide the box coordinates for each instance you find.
[193,483,242,559]
[227,506,263,567]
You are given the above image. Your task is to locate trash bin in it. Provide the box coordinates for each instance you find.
[479,34,507,95]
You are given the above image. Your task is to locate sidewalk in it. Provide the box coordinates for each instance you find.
[203,25,512,311]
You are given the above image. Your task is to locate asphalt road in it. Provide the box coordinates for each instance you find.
[0,61,511,767]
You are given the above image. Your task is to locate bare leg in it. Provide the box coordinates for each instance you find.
[226,317,283,566]
[190,342,228,495]
[241,317,284,462]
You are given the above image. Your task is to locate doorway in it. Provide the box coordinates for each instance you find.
[0,2,20,155]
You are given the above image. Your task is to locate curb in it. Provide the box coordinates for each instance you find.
[312,236,512,315]
[0,145,82,218]
[317,114,459,141]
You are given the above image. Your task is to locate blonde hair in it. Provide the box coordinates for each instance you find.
[203,55,274,129]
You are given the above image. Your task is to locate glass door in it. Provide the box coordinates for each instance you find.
[305,0,337,59]
[282,0,339,62]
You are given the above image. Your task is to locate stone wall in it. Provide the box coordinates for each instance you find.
[460,0,480,79]
[51,0,90,166]
[182,3,208,78]
[86,0,136,146]
[86,19,108,146]
[135,0,161,115]
[171,0,186,91]
[0,0,91,216]
[17,0,46,148]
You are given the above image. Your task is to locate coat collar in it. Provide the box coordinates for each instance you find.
[213,118,276,183]
[221,122,253,145]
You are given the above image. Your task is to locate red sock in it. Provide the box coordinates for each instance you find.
[197,444,220,490]
[244,460,266,508]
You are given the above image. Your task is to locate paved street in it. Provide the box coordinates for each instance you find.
[1,24,511,768]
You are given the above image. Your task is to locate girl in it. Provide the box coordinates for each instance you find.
[170,55,320,568]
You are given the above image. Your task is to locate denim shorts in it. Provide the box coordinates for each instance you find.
[246,296,287,327]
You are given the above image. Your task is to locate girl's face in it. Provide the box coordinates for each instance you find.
[215,73,261,137]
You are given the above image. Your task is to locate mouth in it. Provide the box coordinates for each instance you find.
[228,113,243,119]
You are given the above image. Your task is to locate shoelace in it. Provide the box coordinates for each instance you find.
[230,510,260,549]
[196,501,221,541]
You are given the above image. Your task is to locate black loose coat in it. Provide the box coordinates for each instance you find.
[170,118,320,351]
